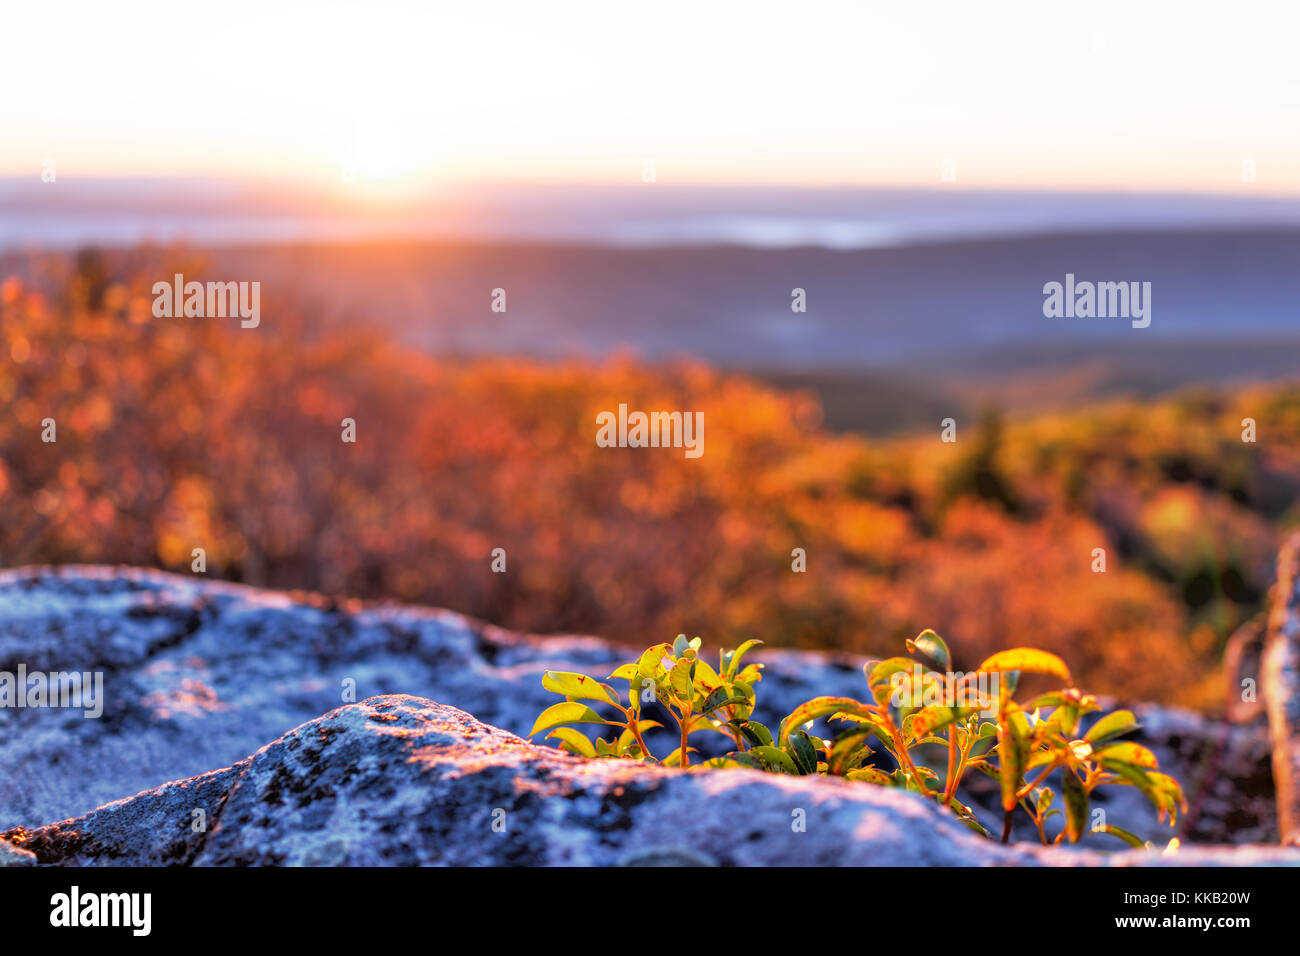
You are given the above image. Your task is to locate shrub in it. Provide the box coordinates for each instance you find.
[529,629,1187,847]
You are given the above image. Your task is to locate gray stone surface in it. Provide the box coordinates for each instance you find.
[8,696,1299,867]
[1265,533,1300,844]
[0,565,1281,853]
[0,837,36,866]
[0,564,868,833]
[1225,616,1268,725]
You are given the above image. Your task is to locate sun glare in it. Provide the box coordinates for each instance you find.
[339,128,420,196]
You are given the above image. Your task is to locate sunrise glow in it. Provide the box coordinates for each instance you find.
[4,0,1299,194]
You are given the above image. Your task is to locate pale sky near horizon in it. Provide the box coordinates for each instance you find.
[3,0,1298,196]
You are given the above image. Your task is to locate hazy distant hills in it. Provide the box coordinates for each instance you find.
[8,178,1300,248]
[4,179,1298,432]
[194,227,1300,361]
[197,229,1300,430]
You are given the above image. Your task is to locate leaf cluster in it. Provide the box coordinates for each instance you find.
[528,634,763,766]
[531,628,1187,846]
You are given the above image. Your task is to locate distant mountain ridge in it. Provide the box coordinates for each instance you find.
[6,178,1300,250]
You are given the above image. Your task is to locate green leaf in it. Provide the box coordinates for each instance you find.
[1093,824,1145,848]
[662,746,696,766]
[636,643,672,679]
[1025,748,1057,772]
[906,629,952,671]
[724,639,764,679]
[968,726,997,758]
[1063,768,1088,843]
[527,701,610,738]
[828,728,878,775]
[1094,741,1158,769]
[1148,771,1186,809]
[616,720,662,755]
[541,670,621,706]
[701,754,761,770]
[727,678,757,721]
[958,814,993,838]
[748,746,798,774]
[1104,761,1160,805]
[668,655,695,705]
[866,657,922,706]
[607,663,639,681]
[1029,690,1098,713]
[691,657,723,696]
[779,696,873,744]
[910,705,959,740]
[1110,765,1179,823]
[909,765,940,787]
[627,674,645,710]
[731,719,774,748]
[978,648,1071,683]
[1036,787,1054,814]
[846,767,892,785]
[1044,704,1081,740]
[546,727,597,758]
[997,708,1030,811]
[787,731,819,775]
[700,688,749,714]
[1084,710,1141,746]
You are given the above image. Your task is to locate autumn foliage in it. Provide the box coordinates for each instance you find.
[3,251,1298,709]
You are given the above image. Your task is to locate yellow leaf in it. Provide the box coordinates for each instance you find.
[977,648,1071,683]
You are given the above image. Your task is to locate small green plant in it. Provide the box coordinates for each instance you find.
[528,634,764,766]
[529,629,1187,846]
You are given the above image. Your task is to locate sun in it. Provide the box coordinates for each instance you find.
[339,127,418,193]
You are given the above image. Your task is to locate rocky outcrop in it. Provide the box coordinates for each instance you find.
[7,696,1299,867]
[1265,534,1300,844]
[0,565,871,834]
[0,565,1284,856]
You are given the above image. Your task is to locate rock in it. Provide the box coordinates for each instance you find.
[8,696,1299,867]
[1265,533,1300,844]
[1225,616,1268,725]
[0,565,1280,847]
[0,565,867,833]
[1118,702,1276,845]
[0,837,36,866]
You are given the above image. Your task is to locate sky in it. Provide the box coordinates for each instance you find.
[3,0,1299,195]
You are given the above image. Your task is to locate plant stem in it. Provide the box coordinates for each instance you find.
[1015,761,1060,801]
[943,730,960,801]
[889,724,931,798]
[1001,808,1014,844]
[723,705,745,751]
[616,704,653,760]
[628,719,652,760]
[1019,799,1049,845]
